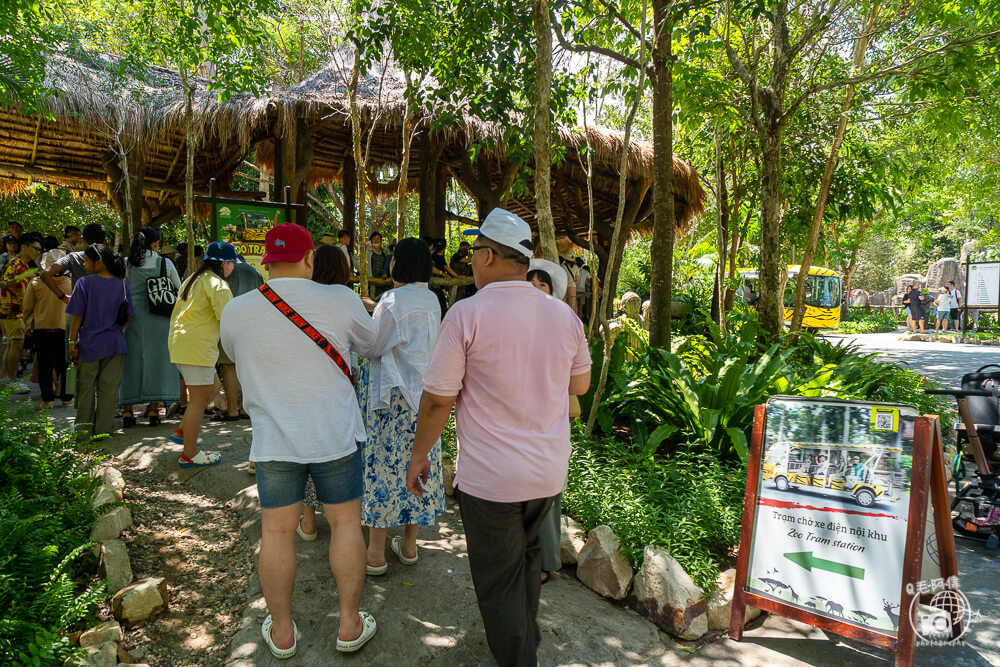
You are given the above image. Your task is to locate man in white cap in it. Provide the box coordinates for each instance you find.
[407,208,592,666]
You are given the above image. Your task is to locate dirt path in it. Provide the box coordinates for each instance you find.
[110,464,252,666]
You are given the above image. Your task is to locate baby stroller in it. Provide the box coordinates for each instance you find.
[927,363,1000,547]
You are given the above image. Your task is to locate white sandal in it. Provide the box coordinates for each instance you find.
[296,518,318,542]
[261,615,297,659]
[390,535,418,565]
[336,611,377,653]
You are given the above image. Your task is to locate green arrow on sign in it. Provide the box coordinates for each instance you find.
[784,551,865,580]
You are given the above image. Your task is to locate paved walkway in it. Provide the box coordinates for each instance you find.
[825,330,1000,388]
[30,331,999,665]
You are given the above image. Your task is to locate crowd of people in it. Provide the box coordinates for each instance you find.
[902,280,964,334]
[1,210,590,665]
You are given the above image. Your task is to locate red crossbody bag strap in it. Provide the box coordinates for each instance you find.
[258,283,353,383]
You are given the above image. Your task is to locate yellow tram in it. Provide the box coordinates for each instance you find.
[738,265,843,330]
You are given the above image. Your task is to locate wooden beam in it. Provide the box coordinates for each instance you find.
[159,141,185,203]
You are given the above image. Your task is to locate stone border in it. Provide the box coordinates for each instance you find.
[559,520,760,642]
[71,465,163,667]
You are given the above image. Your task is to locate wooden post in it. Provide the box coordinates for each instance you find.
[729,403,766,641]
[419,132,443,239]
[272,116,313,225]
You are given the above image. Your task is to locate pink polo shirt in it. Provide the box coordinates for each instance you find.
[422,280,591,502]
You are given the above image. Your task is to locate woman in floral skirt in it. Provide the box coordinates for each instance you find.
[357,238,446,574]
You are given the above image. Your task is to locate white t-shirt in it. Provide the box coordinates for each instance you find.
[935,292,954,312]
[220,278,376,463]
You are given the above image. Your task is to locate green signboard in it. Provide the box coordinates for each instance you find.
[216,202,286,278]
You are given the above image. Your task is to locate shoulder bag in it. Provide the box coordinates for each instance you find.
[258,283,353,383]
[146,256,178,317]
[115,279,130,327]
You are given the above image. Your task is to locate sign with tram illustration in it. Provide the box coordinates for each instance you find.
[745,397,918,635]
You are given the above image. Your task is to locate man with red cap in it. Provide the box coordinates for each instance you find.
[220,223,378,658]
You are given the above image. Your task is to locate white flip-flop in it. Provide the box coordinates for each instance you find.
[336,611,377,653]
[261,615,297,659]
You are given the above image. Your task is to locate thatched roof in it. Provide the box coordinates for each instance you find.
[0,50,271,217]
[0,48,705,237]
[254,58,705,238]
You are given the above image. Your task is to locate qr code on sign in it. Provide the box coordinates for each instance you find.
[874,413,894,430]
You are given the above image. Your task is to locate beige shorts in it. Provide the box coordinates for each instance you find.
[2,318,25,340]
[176,363,217,386]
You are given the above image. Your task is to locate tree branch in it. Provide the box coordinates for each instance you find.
[553,18,652,77]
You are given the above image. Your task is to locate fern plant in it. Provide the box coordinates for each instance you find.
[0,390,105,665]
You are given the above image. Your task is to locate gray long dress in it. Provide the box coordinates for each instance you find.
[118,251,181,406]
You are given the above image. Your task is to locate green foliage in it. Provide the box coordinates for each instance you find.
[591,310,953,462]
[0,392,105,665]
[617,236,652,299]
[838,310,898,334]
[564,433,745,594]
[0,186,121,240]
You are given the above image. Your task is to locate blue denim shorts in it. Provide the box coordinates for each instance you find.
[255,449,362,509]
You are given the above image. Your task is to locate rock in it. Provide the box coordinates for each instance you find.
[79,621,123,648]
[111,577,168,624]
[938,336,954,344]
[629,546,708,640]
[559,515,586,565]
[849,289,870,307]
[99,540,134,594]
[868,287,897,307]
[442,460,455,496]
[91,483,123,509]
[98,466,126,495]
[925,257,962,291]
[81,640,118,667]
[895,273,924,295]
[116,643,134,663]
[91,506,133,542]
[705,568,761,631]
[576,525,633,600]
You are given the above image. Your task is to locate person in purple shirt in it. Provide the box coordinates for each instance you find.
[67,244,133,436]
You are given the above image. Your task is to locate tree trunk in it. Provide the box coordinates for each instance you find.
[350,48,368,297]
[788,5,878,339]
[180,66,196,277]
[533,0,558,263]
[585,2,647,434]
[343,154,356,247]
[397,80,415,241]
[648,0,675,349]
[756,123,784,339]
[712,124,729,331]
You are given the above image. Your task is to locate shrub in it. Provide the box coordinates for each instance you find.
[0,392,104,665]
[564,433,745,594]
[838,310,898,334]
